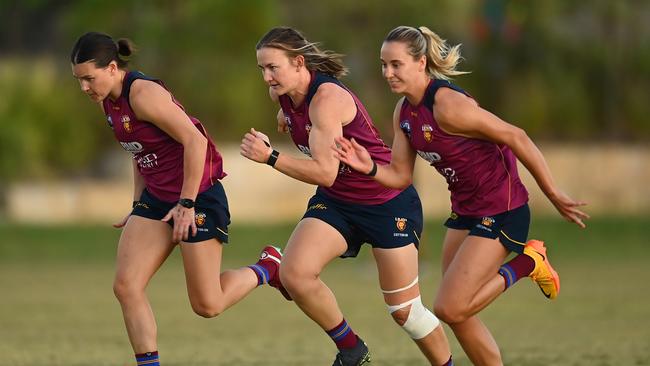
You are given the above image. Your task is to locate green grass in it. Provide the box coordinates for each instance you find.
[0,217,648,365]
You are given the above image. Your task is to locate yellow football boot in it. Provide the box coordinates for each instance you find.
[524,240,560,299]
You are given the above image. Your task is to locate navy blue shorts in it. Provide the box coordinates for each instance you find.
[302,185,423,258]
[444,203,530,254]
[131,182,231,244]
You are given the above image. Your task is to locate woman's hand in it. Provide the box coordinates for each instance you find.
[162,205,197,243]
[548,190,590,228]
[332,136,374,175]
[240,128,273,163]
[278,115,289,133]
[112,212,131,228]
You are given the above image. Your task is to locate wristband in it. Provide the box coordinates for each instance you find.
[178,198,195,209]
[366,161,378,177]
[266,149,280,167]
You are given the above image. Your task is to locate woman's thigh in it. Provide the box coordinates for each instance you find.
[114,215,175,290]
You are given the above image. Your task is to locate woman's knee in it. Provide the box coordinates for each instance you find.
[390,307,410,326]
[189,297,226,318]
[112,277,145,303]
[279,261,318,295]
[433,299,469,324]
[387,298,441,339]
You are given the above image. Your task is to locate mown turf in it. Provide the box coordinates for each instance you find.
[0,216,648,365]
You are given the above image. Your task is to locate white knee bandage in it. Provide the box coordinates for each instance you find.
[382,276,419,294]
[387,295,440,340]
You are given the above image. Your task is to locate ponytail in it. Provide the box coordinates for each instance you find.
[116,38,136,59]
[257,27,349,78]
[385,26,469,80]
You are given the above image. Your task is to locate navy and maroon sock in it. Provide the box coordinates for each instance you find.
[498,254,535,290]
[135,351,159,366]
[326,319,359,349]
[248,260,277,286]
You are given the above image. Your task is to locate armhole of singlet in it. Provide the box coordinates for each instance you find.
[305,72,344,105]
[423,79,469,112]
[123,71,160,111]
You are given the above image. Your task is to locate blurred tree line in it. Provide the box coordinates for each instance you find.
[0,0,648,183]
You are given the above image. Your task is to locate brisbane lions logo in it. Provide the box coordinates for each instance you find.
[121,115,133,133]
[395,217,407,232]
[195,212,207,226]
[481,217,495,227]
[422,124,433,143]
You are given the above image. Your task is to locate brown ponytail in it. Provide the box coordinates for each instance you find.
[257,27,349,78]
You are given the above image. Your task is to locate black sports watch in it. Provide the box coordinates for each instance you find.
[178,198,195,209]
[266,149,280,167]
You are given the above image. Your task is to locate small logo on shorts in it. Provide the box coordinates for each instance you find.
[449,212,458,220]
[308,203,327,211]
[195,212,206,226]
[133,202,150,210]
[395,217,407,232]
[481,217,495,227]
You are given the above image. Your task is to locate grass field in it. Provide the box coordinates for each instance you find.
[0,216,649,366]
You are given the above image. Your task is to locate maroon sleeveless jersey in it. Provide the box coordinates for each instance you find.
[399,79,528,216]
[102,71,225,202]
[278,71,401,204]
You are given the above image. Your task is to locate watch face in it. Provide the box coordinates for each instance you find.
[179,199,194,208]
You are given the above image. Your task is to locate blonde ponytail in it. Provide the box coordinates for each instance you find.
[385,26,469,80]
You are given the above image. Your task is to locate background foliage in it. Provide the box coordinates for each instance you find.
[1,0,649,182]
